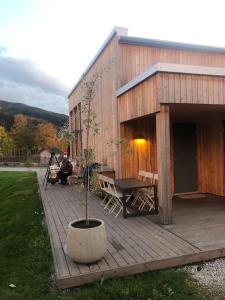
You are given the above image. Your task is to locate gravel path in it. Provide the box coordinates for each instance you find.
[181,258,225,299]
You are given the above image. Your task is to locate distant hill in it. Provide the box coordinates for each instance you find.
[0,100,68,130]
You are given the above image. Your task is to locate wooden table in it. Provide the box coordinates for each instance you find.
[114,178,158,218]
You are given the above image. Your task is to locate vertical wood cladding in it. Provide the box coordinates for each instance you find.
[158,73,225,105]
[118,75,159,122]
[69,33,225,189]
[120,43,225,85]
[197,118,224,195]
[70,104,82,157]
[68,36,120,174]
[120,117,157,179]
[120,113,225,196]
[118,73,225,123]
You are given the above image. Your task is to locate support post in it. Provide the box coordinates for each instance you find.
[156,104,172,224]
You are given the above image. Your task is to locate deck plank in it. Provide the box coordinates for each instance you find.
[34,169,225,289]
[161,196,225,252]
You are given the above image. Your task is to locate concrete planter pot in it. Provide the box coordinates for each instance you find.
[67,218,107,264]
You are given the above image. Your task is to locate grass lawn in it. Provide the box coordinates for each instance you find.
[0,171,211,300]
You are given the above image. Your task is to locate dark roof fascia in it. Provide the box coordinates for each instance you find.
[68,27,126,98]
[118,36,225,54]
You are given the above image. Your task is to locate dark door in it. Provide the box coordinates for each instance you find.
[173,123,197,193]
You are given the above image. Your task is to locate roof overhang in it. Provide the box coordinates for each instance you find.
[118,36,225,54]
[116,63,225,97]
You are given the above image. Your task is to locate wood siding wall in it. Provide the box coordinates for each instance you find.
[70,104,82,157]
[197,118,224,195]
[170,116,224,196]
[118,75,159,122]
[119,73,225,123]
[120,114,225,196]
[120,44,225,85]
[68,36,121,174]
[69,33,225,186]
[158,73,225,105]
[120,117,157,179]
[69,110,74,158]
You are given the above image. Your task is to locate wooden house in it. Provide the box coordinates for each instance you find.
[68,27,225,224]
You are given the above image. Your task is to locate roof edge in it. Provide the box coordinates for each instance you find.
[118,36,225,54]
[68,26,128,98]
[116,63,225,96]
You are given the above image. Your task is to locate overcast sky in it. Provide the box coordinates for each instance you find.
[1,0,225,114]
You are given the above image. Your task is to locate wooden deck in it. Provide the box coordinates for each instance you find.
[162,195,225,251]
[36,170,225,289]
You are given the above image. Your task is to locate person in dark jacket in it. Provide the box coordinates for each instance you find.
[57,158,73,185]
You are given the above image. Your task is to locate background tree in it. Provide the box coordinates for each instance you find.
[35,122,57,149]
[11,114,37,152]
[0,126,14,155]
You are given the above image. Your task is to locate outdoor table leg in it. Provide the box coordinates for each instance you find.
[154,185,159,214]
[122,191,127,218]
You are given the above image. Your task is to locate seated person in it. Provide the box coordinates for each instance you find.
[57,158,72,185]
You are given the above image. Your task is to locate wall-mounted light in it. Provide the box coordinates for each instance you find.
[135,135,144,140]
[134,135,145,144]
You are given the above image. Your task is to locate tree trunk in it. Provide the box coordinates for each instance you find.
[85,99,91,225]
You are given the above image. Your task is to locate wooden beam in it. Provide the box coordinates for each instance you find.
[156,104,172,224]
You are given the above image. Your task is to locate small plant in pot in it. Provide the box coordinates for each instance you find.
[67,73,107,264]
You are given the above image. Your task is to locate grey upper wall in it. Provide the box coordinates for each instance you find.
[118,36,225,54]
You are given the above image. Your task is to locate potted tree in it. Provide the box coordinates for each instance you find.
[67,74,107,264]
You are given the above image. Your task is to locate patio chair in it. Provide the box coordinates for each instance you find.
[154,173,158,181]
[132,171,158,211]
[103,177,132,218]
[143,171,158,184]
[131,170,148,209]
[138,172,158,211]
[97,174,112,206]
[138,170,147,182]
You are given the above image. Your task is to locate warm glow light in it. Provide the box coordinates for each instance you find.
[135,137,146,145]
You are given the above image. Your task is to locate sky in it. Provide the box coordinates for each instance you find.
[1,0,225,115]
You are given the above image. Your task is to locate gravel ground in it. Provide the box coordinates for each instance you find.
[181,258,225,299]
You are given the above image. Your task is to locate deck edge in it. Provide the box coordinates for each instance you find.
[57,247,225,289]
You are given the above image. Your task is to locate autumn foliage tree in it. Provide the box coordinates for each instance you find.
[0,126,14,155]
[4,114,68,154]
[35,122,57,149]
[11,114,37,152]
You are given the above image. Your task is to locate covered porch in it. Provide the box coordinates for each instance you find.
[117,63,225,225]
[119,103,225,224]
